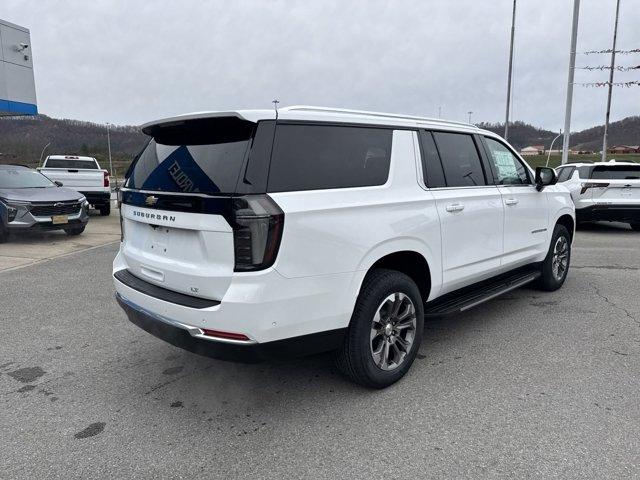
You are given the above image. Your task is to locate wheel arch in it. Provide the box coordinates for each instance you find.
[353,240,435,306]
[555,213,575,242]
[367,251,432,303]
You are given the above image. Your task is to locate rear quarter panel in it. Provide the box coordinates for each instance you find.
[269,130,442,301]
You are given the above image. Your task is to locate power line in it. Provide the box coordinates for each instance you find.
[577,65,639,71]
[581,48,639,54]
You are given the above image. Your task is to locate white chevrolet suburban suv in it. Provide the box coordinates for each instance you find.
[113,106,575,388]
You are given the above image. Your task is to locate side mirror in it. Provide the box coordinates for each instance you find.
[535,167,556,191]
[54,181,63,187]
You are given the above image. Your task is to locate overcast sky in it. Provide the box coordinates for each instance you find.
[3,0,639,130]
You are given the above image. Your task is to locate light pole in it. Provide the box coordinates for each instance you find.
[562,0,581,165]
[546,130,563,167]
[504,0,516,140]
[39,141,51,166]
[106,123,115,188]
[467,111,474,124]
[602,0,621,162]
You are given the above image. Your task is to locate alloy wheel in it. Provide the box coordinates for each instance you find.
[369,293,417,371]
[551,236,569,281]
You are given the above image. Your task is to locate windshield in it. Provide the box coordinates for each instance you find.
[126,117,255,194]
[45,159,99,169]
[0,169,55,189]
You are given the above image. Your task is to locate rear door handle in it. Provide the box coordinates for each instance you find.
[445,203,465,212]
[505,198,519,206]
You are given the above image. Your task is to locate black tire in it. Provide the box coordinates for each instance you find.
[99,203,111,216]
[64,225,85,236]
[630,223,640,232]
[536,224,571,291]
[336,269,424,389]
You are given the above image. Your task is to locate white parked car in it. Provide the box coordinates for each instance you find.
[113,106,575,388]
[555,160,640,230]
[39,155,112,215]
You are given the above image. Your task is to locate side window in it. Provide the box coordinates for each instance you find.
[578,166,592,179]
[432,132,486,187]
[267,124,392,192]
[556,166,575,183]
[418,131,446,188]
[483,137,531,185]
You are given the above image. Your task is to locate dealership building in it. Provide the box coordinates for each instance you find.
[0,19,37,116]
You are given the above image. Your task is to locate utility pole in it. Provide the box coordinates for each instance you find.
[562,0,580,165]
[504,0,516,140]
[602,0,621,162]
[467,111,473,124]
[106,123,115,188]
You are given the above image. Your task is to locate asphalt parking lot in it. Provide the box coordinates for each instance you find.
[0,203,121,272]
[1,222,638,479]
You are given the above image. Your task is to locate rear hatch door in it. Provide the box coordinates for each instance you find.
[120,116,256,301]
[588,164,640,204]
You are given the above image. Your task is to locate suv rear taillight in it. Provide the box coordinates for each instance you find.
[104,171,110,188]
[232,195,284,272]
[580,182,609,195]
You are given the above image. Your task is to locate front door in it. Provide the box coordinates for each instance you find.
[482,136,549,267]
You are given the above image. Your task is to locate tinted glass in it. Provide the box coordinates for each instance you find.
[556,166,575,182]
[433,132,486,187]
[591,165,640,180]
[126,117,254,194]
[484,137,530,185]
[45,159,99,169]
[268,124,392,192]
[578,166,592,179]
[0,169,54,188]
[419,131,446,188]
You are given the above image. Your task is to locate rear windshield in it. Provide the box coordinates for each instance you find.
[126,117,254,194]
[591,165,640,180]
[45,159,98,169]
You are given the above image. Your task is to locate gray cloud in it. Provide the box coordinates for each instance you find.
[3,0,639,130]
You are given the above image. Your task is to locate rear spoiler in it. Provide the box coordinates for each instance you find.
[140,110,271,135]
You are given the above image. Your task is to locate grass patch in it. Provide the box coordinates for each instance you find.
[523,153,640,169]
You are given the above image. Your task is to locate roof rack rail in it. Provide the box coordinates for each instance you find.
[281,105,473,127]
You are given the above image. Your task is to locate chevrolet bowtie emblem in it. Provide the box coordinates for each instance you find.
[145,195,158,206]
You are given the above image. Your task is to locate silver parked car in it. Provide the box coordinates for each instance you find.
[0,165,90,242]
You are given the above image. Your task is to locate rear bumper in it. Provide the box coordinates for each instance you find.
[113,248,361,345]
[576,204,640,223]
[116,292,345,363]
[79,191,110,205]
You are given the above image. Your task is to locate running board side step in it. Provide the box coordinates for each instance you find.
[424,270,541,318]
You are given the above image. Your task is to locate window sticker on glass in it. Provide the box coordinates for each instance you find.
[492,150,519,179]
[484,137,530,185]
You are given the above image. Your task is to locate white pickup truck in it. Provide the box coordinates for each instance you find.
[39,155,111,216]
